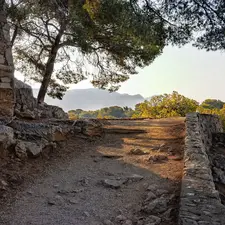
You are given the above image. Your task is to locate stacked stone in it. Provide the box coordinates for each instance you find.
[179,113,225,225]
[0,1,14,117]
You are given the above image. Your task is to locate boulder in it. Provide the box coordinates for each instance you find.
[15,141,27,159]
[0,125,15,157]
[74,119,103,137]
[15,140,55,158]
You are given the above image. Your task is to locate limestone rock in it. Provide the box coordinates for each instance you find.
[74,119,103,137]
[142,198,168,214]
[148,155,168,164]
[145,215,161,225]
[103,220,114,225]
[127,174,144,183]
[129,148,149,155]
[47,195,64,206]
[15,141,27,159]
[0,125,15,157]
[15,140,49,158]
[23,141,43,157]
[102,178,127,189]
[115,215,127,223]
[14,78,68,120]
[123,220,133,225]
[145,191,157,202]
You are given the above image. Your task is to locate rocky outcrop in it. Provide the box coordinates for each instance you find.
[0,118,104,160]
[14,78,68,120]
[179,113,225,225]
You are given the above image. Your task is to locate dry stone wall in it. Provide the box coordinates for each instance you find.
[179,113,225,225]
[0,1,14,117]
[14,78,68,120]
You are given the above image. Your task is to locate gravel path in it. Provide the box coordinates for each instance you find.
[0,119,185,225]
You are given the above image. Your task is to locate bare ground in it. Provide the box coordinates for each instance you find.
[0,118,185,225]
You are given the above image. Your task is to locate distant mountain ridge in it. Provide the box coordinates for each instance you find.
[33,88,144,112]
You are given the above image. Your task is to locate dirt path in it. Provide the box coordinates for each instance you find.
[0,118,185,225]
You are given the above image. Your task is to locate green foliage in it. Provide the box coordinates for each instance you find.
[68,106,134,119]
[199,99,225,110]
[132,91,199,119]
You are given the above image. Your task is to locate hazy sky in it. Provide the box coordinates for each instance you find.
[15,44,225,103]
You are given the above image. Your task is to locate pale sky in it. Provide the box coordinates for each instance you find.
[15,44,225,103]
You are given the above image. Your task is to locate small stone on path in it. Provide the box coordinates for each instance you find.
[129,148,149,155]
[102,178,127,189]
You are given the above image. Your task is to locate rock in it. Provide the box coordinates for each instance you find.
[151,146,160,151]
[68,198,78,204]
[123,220,133,225]
[15,140,43,158]
[103,220,114,225]
[156,189,169,196]
[74,119,103,137]
[102,178,127,189]
[145,215,161,225]
[147,184,158,192]
[148,155,168,164]
[47,195,64,206]
[212,167,225,184]
[0,125,15,157]
[51,125,69,142]
[162,208,173,220]
[79,178,89,186]
[15,141,27,159]
[142,198,168,214]
[115,215,127,223]
[159,143,166,149]
[27,190,33,195]
[8,174,23,185]
[145,191,157,201]
[84,211,90,217]
[129,148,149,155]
[24,141,43,157]
[1,180,8,187]
[44,105,68,120]
[127,174,144,183]
[14,78,68,120]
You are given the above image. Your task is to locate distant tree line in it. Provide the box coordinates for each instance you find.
[68,91,225,128]
[68,106,134,119]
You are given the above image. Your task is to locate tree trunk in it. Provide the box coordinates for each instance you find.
[37,25,65,104]
[0,0,15,117]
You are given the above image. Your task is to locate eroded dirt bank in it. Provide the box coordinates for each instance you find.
[0,118,185,225]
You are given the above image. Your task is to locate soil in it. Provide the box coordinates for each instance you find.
[0,118,185,225]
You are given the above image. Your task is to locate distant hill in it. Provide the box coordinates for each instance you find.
[33,88,144,112]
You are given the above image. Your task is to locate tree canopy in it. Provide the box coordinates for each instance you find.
[132,91,199,118]
[5,0,225,104]
[136,0,225,50]
[7,0,166,102]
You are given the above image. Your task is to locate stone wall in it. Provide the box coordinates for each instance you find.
[0,1,14,117]
[179,113,225,225]
[14,78,68,120]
